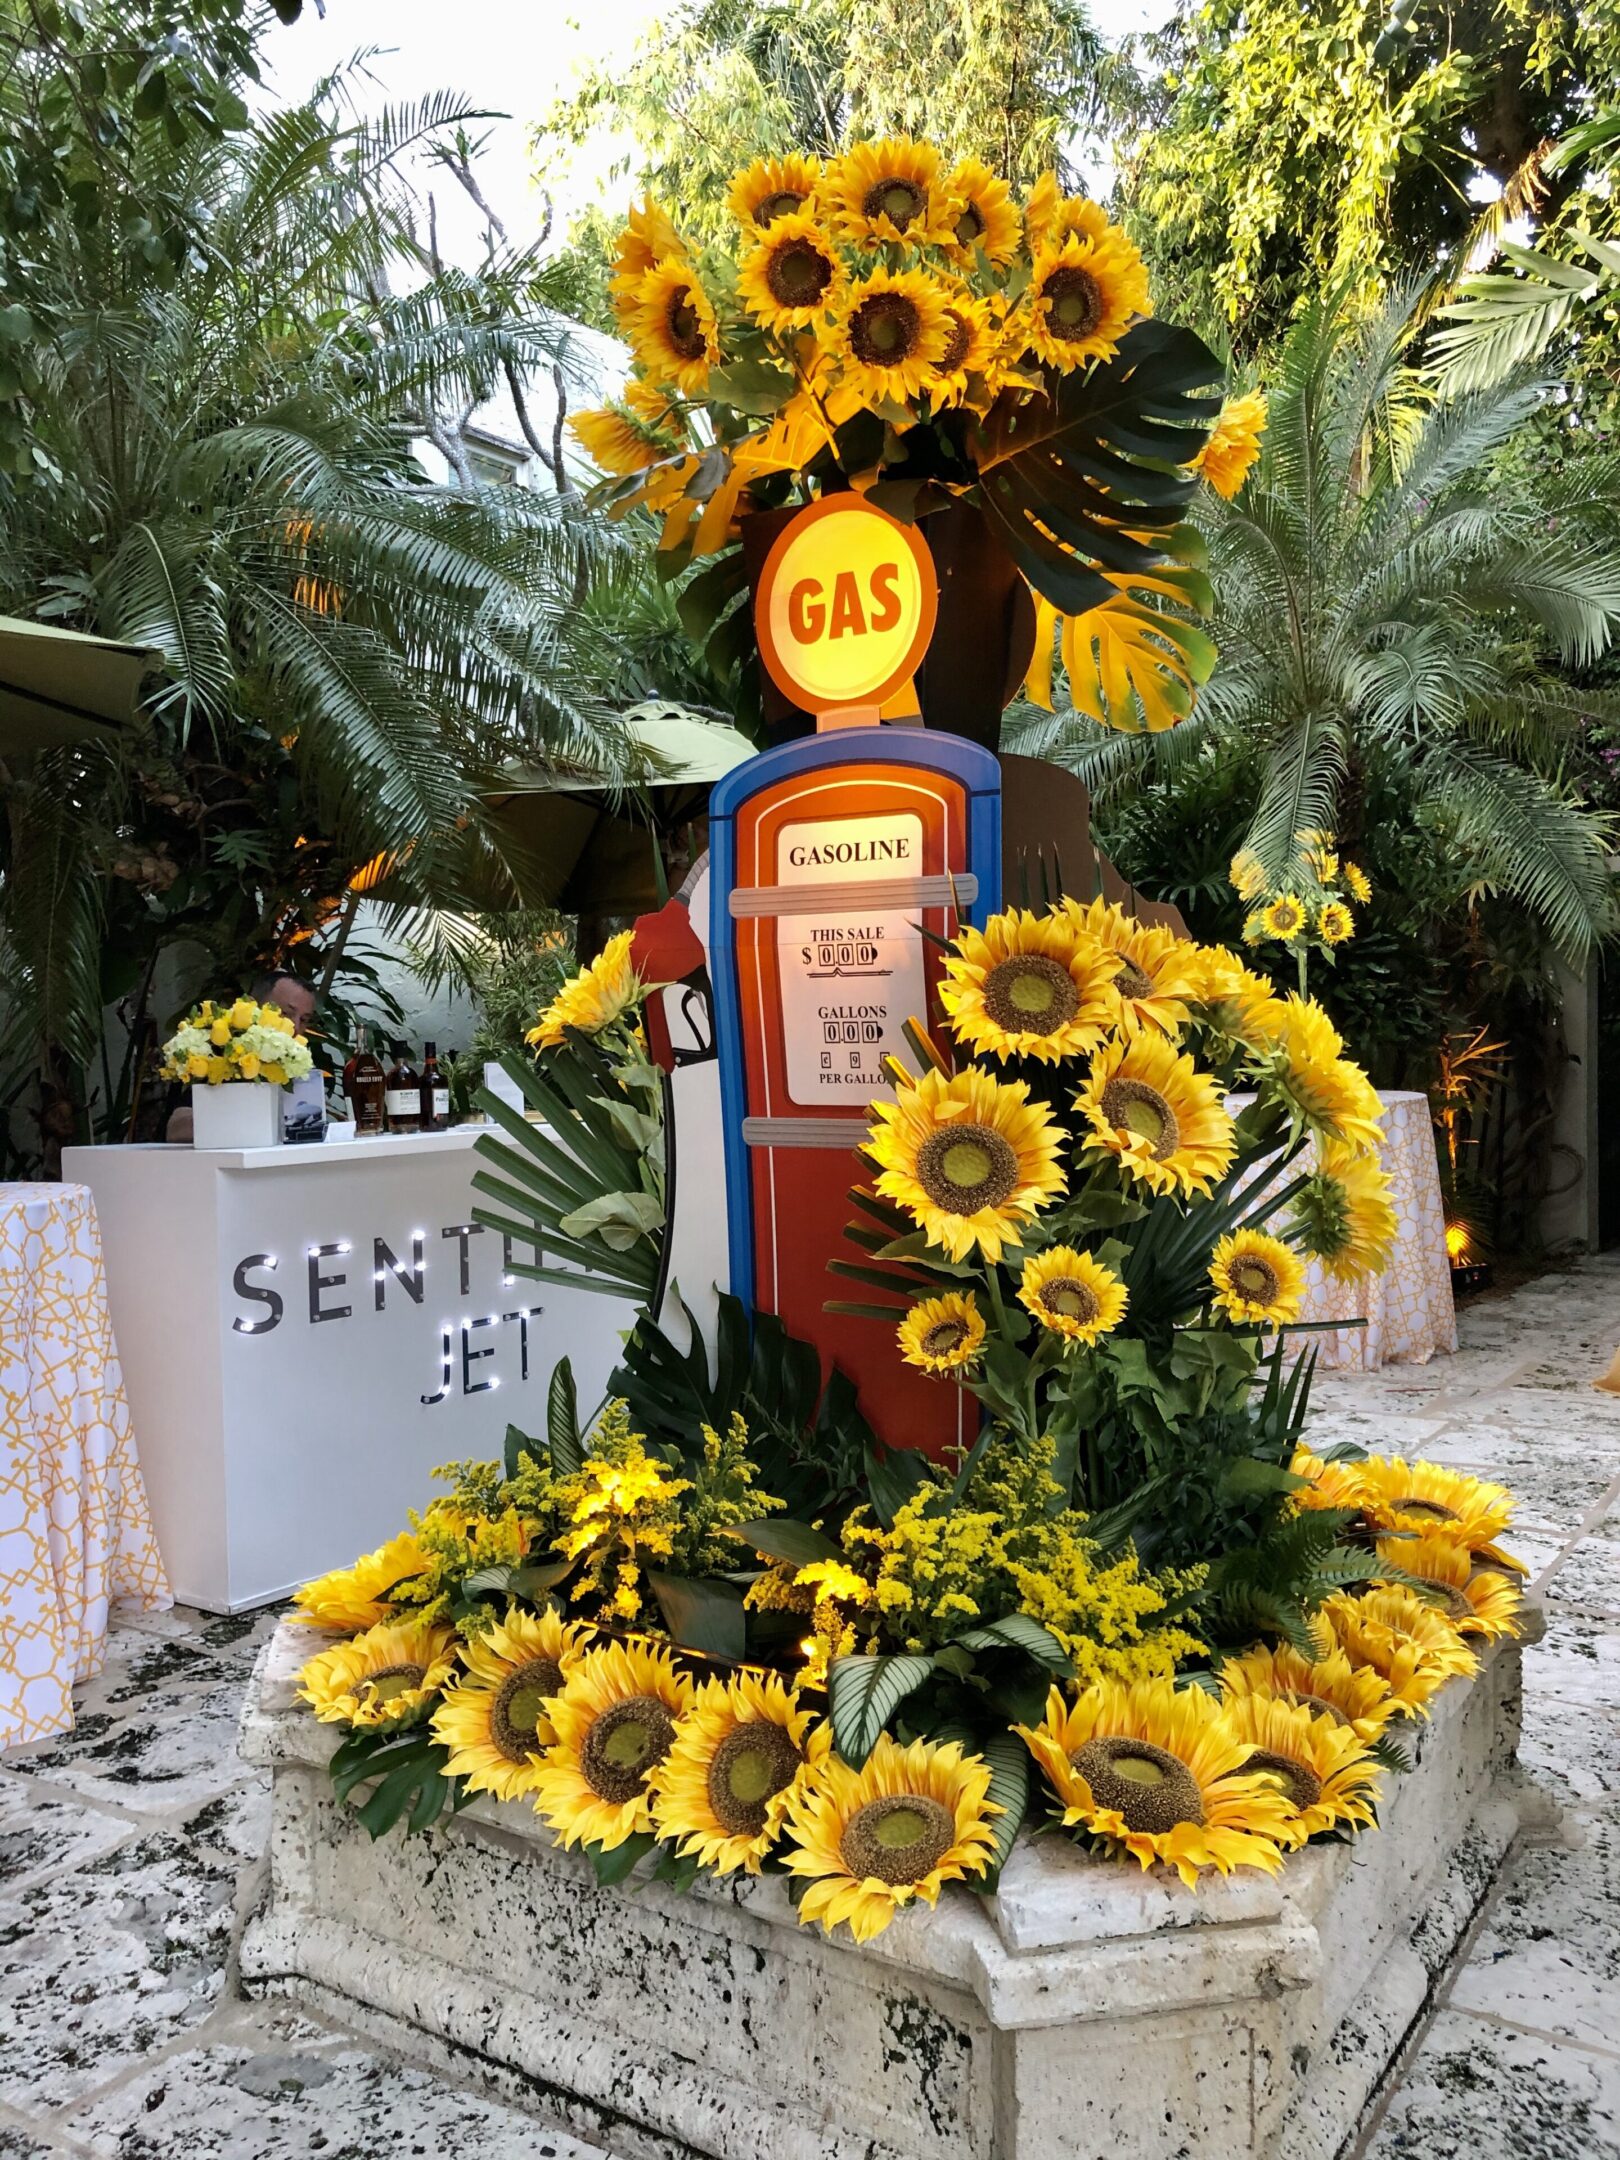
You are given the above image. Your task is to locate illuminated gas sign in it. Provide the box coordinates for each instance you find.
[754,496,938,720]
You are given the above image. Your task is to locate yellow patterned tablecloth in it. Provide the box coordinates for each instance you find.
[0,1183,170,1749]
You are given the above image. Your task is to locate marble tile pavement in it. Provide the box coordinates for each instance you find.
[0,1258,1617,2158]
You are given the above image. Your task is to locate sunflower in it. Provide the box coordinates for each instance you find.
[571,384,685,477]
[1075,1030,1236,1200]
[1373,1531,1523,1641]
[1022,172,1114,254]
[429,1609,591,1803]
[897,1290,987,1374]
[942,156,1020,263]
[609,196,686,311]
[1015,1680,1292,1888]
[938,906,1117,1064]
[1319,1587,1478,1717]
[298,1616,457,1732]
[1316,900,1355,947]
[1190,388,1267,500]
[1218,1641,1399,1742]
[1188,945,1284,1050]
[737,212,843,330]
[1221,1692,1382,1847]
[628,259,721,396]
[1293,1140,1399,1281]
[529,1639,694,1853]
[1288,1444,1373,1515]
[831,265,953,402]
[1260,893,1307,941]
[1344,862,1373,904]
[866,1063,1067,1263]
[1024,227,1151,370]
[781,1733,999,1943]
[290,1530,426,1631]
[726,152,823,233]
[1356,1456,1515,1547]
[1061,896,1201,1036]
[1018,1246,1128,1345]
[526,929,642,1052]
[651,1671,830,1874]
[1208,1228,1306,1326]
[824,136,955,248]
[1264,999,1386,1152]
[927,293,1001,406]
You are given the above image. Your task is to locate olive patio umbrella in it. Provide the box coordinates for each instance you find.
[0,616,153,756]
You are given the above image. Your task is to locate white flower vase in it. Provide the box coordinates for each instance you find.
[192,1080,284,1150]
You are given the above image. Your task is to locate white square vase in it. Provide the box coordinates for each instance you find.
[192,1080,283,1150]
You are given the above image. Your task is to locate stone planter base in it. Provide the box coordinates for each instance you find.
[238,1623,1530,2160]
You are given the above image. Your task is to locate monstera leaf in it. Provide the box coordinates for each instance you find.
[1025,524,1218,734]
[969,320,1224,615]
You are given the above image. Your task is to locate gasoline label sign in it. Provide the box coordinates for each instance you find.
[755,495,938,717]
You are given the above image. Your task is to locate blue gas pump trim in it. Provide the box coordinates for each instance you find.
[708,728,1003,1320]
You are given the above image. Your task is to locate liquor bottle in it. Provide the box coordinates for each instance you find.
[347,1026,388,1136]
[385,1040,421,1133]
[419,1040,450,1131]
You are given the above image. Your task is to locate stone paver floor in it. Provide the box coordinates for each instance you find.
[3,1258,1619,2158]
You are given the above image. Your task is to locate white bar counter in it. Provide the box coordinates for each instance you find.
[63,1129,638,1612]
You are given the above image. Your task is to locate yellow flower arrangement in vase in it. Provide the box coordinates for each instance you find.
[160,995,313,1087]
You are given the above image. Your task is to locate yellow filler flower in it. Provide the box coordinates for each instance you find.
[938,906,1117,1064]
[1018,1246,1128,1345]
[430,1608,591,1804]
[291,1530,426,1631]
[1320,1587,1478,1717]
[832,266,953,403]
[726,152,822,233]
[1222,1692,1381,1847]
[651,1671,830,1874]
[897,1291,987,1375]
[1208,1229,1306,1326]
[527,930,642,1052]
[1076,1030,1236,1200]
[782,1733,1000,1943]
[530,1639,694,1853]
[1015,1679,1292,1888]
[298,1616,457,1732]
[867,1063,1067,1264]
[1218,1640,1399,1742]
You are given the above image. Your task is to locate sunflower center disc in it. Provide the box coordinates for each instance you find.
[1289,1686,1353,1729]
[851,293,921,364]
[937,309,972,373]
[922,1320,969,1359]
[1439,1586,1474,1623]
[757,189,805,224]
[1100,1078,1180,1160]
[917,1123,1022,1214]
[1045,266,1104,338]
[706,1720,803,1836]
[581,1695,677,1803]
[956,202,986,244]
[666,292,705,360]
[493,1656,563,1761]
[1113,960,1154,1000]
[866,178,926,228]
[1042,1277,1099,1324]
[983,953,1080,1032]
[840,1793,956,1886]
[1232,1258,1279,1301]
[357,1662,424,1706]
[1395,1497,1458,1525]
[769,241,832,307]
[1246,1746,1323,1811]
[1072,1736,1206,1833]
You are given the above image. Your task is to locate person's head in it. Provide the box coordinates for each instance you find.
[250,968,317,1039]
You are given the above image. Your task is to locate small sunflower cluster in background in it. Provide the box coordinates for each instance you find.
[1232,831,1371,991]
[160,994,313,1088]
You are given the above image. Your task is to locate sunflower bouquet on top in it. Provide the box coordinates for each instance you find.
[572,140,1268,734]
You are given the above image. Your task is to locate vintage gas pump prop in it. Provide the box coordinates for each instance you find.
[707,495,999,1455]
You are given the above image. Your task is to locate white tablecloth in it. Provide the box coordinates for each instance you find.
[0,1183,170,1749]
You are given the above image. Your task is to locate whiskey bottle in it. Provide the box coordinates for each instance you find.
[385,1040,422,1133]
[419,1041,450,1131]
[347,1026,388,1136]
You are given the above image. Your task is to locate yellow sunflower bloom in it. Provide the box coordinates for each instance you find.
[1075,1030,1236,1200]
[1294,1139,1398,1281]
[737,212,843,330]
[526,930,642,1052]
[1060,896,1201,1036]
[1222,1692,1382,1847]
[831,265,953,403]
[1264,999,1385,1152]
[866,1063,1067,1264]
[650,1671,830,1874]
[1319,1587,1478,1717]
[1190,389,1267,500]
[1208,1228,1306,1326]
[1289,1444,1373,1515]
[1344,862,1373,903]
[1188,945,1285,1049]
[1017,1246,1128,1345]
[725,152,823,233]
[571,393,683,478]
[1230,849,1266,901]
[781,1733,1000,1943]
[927,293,1001,406]
[1316,900,1354,946]
[429,1608,592,1804]
[942,156,1020,264]
[609,198,686,328]
[1022,173,1113,254]
[938,906,1118,1064]
[1374,1531,1523,1641]
[1261,893,1307,941]
[298,1616,457,1733]
[1356,1456,1515,1547]
[823,136,955,248]
[1015,1680,1292,1888]
[529,1639,694,1853]
[628,259,721,396]
[290,1530,426,1631]
[1024,227,1151,371]
[1218,1640,1399,1742]
[897,1290,987,1374]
